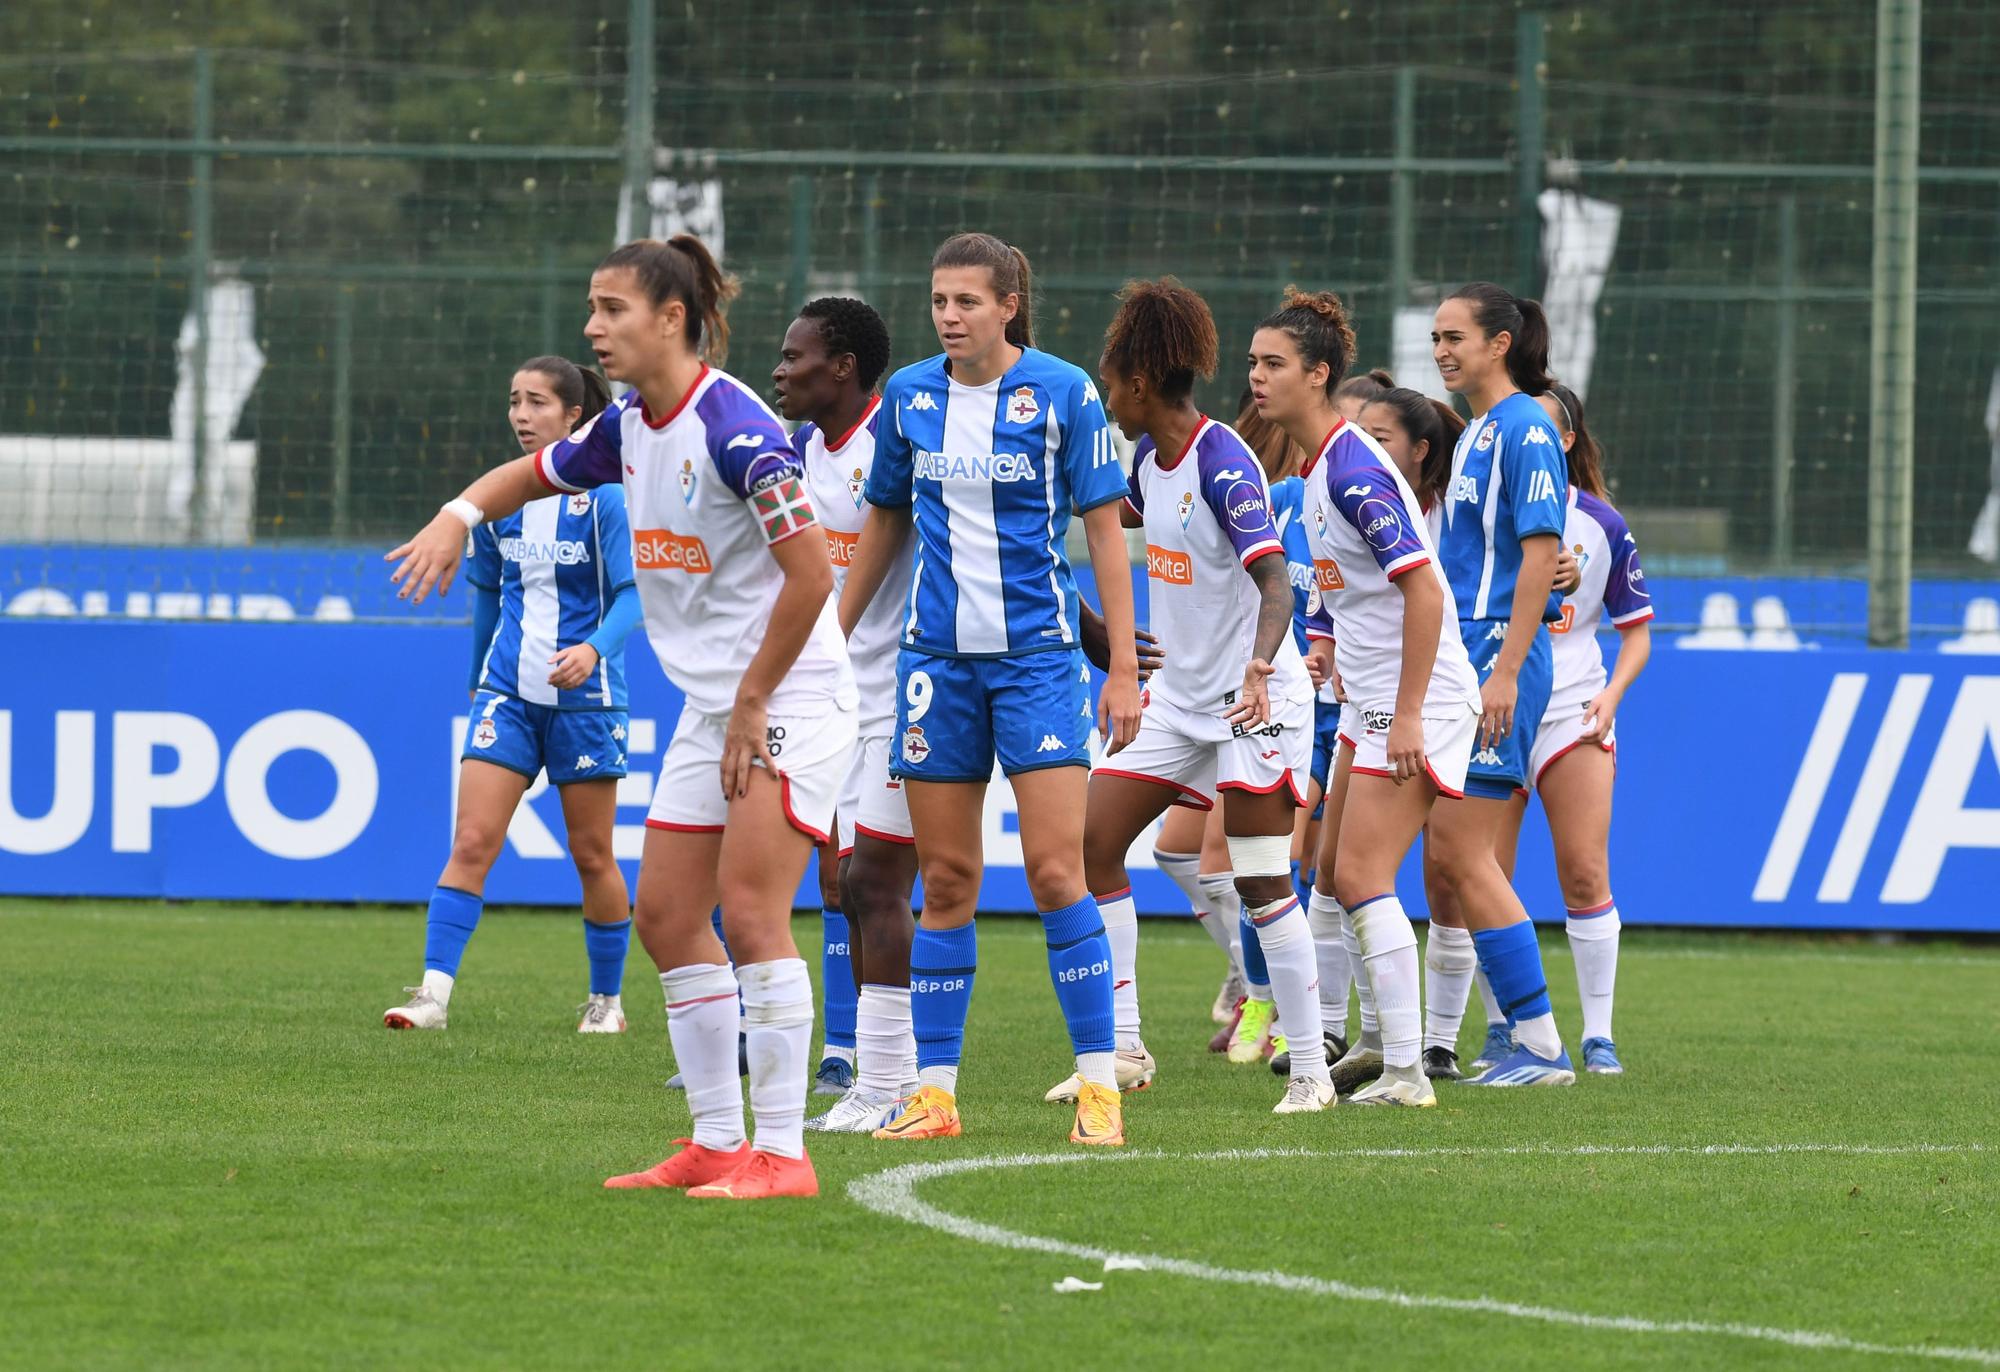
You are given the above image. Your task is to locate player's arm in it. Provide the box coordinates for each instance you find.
[726,512,835,799]
[1584,525,1655,741]
[468,583,501,696]
[550,491,641,690]
[1082,500,1141,754]
[1482,532,1558,745]
[1386,566,1444,785]
[839,504,911,638]
[1223,550,1293,730]
[1079,600,1165,680]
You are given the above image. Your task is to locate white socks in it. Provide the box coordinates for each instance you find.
[1341,901,1380,1050]
[661,962,746,1152]
[1100,891,1142,1049]
[855,983,916,1097]
[1194,869,1245,975]
[1351,895,1421,1070]
[1305,890,1351,1042]
[1423,923,1477,1051]
[738,958,814,1160]
[1251,895,1329,1085]
[1474,966,1506,1030]
[1566,902,1622,1043]
[918,1064,959,1095]
[421,968,454,1007]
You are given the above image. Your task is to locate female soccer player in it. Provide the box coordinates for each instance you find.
[838,231,1143,1147]
[1493,382,1652,1073]
[772,294,920,1131]
[389,234,856,1200]
[1063,278,1324,1112]
[1253,288,1484,1107]
[1426,282,1576,1087]
[382,356,639,1035]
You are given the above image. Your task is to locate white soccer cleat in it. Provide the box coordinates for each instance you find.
[1348,1063,1438,1107]
[384,987,447,1030]
[805,1085,903,1133]
[1272,1074,1335,1114]
[1211,968,1245,1024]
[576,994,626,1034]
[1044,1045,1157,1103]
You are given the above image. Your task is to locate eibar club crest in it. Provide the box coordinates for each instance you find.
[678,457,697,504]
[1177,491,1196,529]
[848,465,866,508]
[1006,386,1040,425]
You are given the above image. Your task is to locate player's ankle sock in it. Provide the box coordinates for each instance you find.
[1236,909,1272,997]
[738,958,813,1160]
[1423,923,1477,1050]
[582,916,631,998]
[1170,862,1230,967]
[1306,889,1352,1041]
[661,963,746,1151]
[1566,899,1621,1043]
[917,1065,959,1096]
[855,983,914,1097]
[1340,901,1379,1046]
[910,923,976,1092]
[1351,894,1422,1070]
[1040,896,1116,1081]
[1474,965,1508,1031]
[1097,888,1142,1048]
[1472,921,1561,1059]
[421,886,482,1006]
[819,905,856,1061]
[1251,895,1329,1084]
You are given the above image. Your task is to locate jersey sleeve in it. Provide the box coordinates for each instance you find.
[533,400,627,493]
[1601,518,1654,626]
[863,374,915,510]
[1195,445,1283,568]
[1330,465,1432,579]
[464,524,503,591]
[712,418,820,547]
[592,485,636,593]
[1498,411,1567,541]
[1123,438,1153,516]
[1061,377,1126,513]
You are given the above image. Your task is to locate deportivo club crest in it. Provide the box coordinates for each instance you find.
[567,493,591,516]
[1177,491,1196,529]
[678,457,697,503]
[848,465,866,508]
[1005,386,1040,425]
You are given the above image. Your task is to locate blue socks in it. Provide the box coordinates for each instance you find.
[582,917,631,997]
[821,906,857,1055]
[1041,895,1116,1057]
[910,923,977,1077]
[1472,921,1553,1024]
[423,885,483,978]
[1239,911,1271,991]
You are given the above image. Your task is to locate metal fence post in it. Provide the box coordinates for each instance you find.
[619,0,656,244]
[1389,66,1416,327]
[1514,13,1545,298]
[331,285,354,539]
[788,173,815,309]
[861,171,882,303]
[188,47,214,541]
[1771,195,1798,567]
[1868,0,1920,647]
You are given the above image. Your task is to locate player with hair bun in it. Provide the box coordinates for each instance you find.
[382,355,640,1037]
[1062,277,1327,1113]
[838,232,1143,1148]
[1254,286,1485,1108]
[389,234,857,1200]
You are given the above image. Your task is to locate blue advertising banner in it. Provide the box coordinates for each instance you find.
[2,617,1996,929]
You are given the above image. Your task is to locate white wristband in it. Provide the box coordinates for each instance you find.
[441,497,485,531]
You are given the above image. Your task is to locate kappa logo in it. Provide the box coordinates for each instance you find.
[1486,622,1510,641]
[1472,747,1504,767]
[1081,380,1101,408]
[1525,469,1559,504]
[611,723,626,741]
[1036,734,1065,752]
[678,458,698,504]
[1523,425,1553,446]
[907,391,936,412]
[472,719,497,749]
[573,754,597,770]
[1005,386,1040,425]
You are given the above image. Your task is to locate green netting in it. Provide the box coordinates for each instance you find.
[1,1,1995,613]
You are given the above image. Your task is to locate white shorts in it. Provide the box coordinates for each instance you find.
[1529,682,1617,792]
[1340,701,1478,799]
[835,731,915,855]
[646,704,858,845]
[1095,689,1311,810]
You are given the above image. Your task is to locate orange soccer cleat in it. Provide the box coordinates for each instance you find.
[686,1148,819,1200]
[603,1138,749,1190]
[870,1085,963,1141]
[1070,1080,1126,1147]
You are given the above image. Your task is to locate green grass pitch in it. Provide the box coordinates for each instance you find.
[2,900,1995,1370]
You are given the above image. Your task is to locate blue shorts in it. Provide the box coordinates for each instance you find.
[462,691,630,786]
[1459,621,1553,798]
[1309,696,1341,814]
[891,648,1092,782]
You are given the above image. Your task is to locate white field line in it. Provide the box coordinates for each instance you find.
[848,1144,1998,1366]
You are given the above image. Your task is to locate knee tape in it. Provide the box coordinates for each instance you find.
[662,961,739,1007]
[1224,833,1293,880]
[1351,900,1417,959]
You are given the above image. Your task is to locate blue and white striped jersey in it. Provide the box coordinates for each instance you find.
[1438,390,1568,623]
[1268,474,1316,653]
[864,348,1124,659]
[466,485,634,710]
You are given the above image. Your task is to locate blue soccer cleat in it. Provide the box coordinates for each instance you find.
[1464,1044,1576,1087]
[1581,1037,1624,1075]
[812,1056,855,1096]
[1468,1023,1514,1075]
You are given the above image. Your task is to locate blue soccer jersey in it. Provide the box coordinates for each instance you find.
[864,348,1124,658]
[1437,390,1568,623]
[1268,474,1317,653]
[466,485,634,710]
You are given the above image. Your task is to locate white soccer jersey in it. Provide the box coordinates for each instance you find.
[799,396,909,733]
[1300,419,1480,717]
[1126,417,1310,719]
[1550,486,1654,698]
[533,365,856,718]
